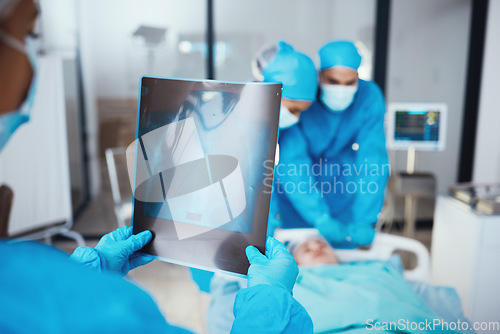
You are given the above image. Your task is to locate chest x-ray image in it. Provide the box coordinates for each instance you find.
[130,77,282,275]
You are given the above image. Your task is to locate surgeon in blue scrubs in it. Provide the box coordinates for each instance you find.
[0,1,313,333]
[252,41,318,237]
[253,41,317,131]
[274,40,389,248]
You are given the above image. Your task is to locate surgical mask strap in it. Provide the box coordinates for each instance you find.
[0,29,26,55]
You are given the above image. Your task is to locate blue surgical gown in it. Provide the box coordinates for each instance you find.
[0,240,312,333]
[273,79,389,243]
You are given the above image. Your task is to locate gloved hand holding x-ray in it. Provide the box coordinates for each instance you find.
[246,236,299,293]
[128,77,282,276]
[70,226,154,276]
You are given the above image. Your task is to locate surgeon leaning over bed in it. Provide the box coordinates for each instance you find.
[251,41,318,236]
[0,1,312,333]
[274,40,390,248]
[253,41,317,131]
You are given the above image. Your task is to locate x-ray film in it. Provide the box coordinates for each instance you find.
[131,77,282,276]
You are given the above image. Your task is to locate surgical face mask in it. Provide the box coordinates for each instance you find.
[320,84,357,113]
[279,105,299,129]
[0,30,38,152]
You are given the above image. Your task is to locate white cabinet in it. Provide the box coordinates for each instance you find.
[431,196,500,333]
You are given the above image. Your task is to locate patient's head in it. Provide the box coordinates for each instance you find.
[292,237,339,266]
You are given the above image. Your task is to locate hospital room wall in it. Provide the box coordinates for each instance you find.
[38,0,77,51]
[74,0,377,95]
[213,0,376,81]
[77,0,207,196]
[386,0,472,196]
[36,0,99,197]
[472,0,500,184]
[76,0,207,99]
[36,0,93,204]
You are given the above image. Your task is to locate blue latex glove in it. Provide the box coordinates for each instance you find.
[347,223,376,247]
[70,226,154,276]
[245,236,298,294]
[315,214,375,249]
[314,214,349,247]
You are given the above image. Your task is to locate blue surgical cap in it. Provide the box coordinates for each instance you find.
[319,40,361,71]
[262,41,318,102]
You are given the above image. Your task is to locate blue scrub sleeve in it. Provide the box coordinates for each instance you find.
[276,126,336,227]
[0,240,191,334]
[348,84,389,227]
[231,285,313,333]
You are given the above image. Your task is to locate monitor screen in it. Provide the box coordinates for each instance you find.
[387,103,447,151]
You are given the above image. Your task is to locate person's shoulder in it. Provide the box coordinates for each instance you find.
[0,240,68,263]
[300,100,328,123]
[302,99,324,114]
[356,79,386,117]
[0,240,174,332]
[297,100,333,136]
[358,79,384,98]
[278,121,309,151]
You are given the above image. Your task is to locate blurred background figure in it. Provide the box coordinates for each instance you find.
[252,40,317,130]
[251,40,318,236]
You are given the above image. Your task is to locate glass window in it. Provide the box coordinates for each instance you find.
[214,0,376,81]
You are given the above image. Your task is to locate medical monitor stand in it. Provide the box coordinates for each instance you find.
[404,146,417,238]
[386,103,447,239]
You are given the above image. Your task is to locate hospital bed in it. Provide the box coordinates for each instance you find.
[274,228,431,282]
[205,229,468,334]
[206,228,431,292]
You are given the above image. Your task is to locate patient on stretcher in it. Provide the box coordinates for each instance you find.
[289,235,340,266]
[207,234,470,334]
